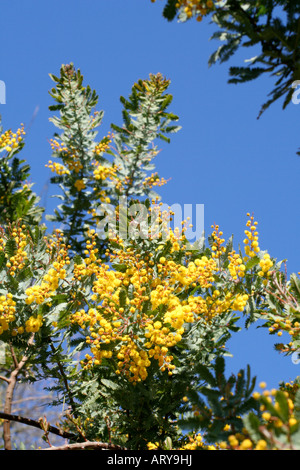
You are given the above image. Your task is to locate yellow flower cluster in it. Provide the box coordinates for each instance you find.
[210,224,225,261]
[0,124,25,152]
[107,169,169,196]
[243,213,260,259]
[0,224,48,337]
[147,434,218,450]
[242,213,273,283]
[74,179,86,191]
[94,132,113,156]
[67,158,83,173]
[25,314,43,333]
[49,139,67,153]
[49,139,83,174]
[93,162,118,182]
[48,134,118,198]
[258,253,273,278]
[178,0,215,20]
[46,160,70,175]
[70,218,249,383]
[0,293,16,336]
[143,173,168,189]
[280,380,300,400]
[71,232,100,281]
[25,230,69,307]
[96,190,111,204]
[71,234,204,381]
[147,441,160,450]
[218,421,267,450]
[180,433,217,450]
[268,316,300,343]
[48,132,114,182]
[0,224,28,277]
[151,0,215,21]
[228,251,246,280]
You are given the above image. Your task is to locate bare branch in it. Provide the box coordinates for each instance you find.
[42,440,127,451]
[3,335,35,450]
[0,411,77,441]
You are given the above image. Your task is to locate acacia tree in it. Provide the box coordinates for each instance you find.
[0,63,300,451]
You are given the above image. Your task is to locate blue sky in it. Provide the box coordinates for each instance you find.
[1,0,300,391]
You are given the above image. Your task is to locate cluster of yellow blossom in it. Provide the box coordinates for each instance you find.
[0,224,28,277]
[0,224,48,337]
[279,380,300,400]
[48,133,118,201]
[48,139,83,174]
[258,253,273,278]
[151,0,215,21]
[71,231,205,381]
[210,224,226,260]
[66,158,83,173]
[147,434,219,450]
[268,316,300,342]
[93,163,117,182]
[49,139,68,154]
[71,232,100,281]
[25,230,69,308]
[242,213,273,283]
[243,213,260,259]
[217,422,264,450]
[74,179,86,192]
[24,314,43,333]
[94,132,113,156]
[147,441,160,450]
[96,190,111,204]
[48,132,113,181]
[180,433,217,450]
[106,170,168,196]
[109,175,132,195]
[70,215,250,383]
[0,293,16,336]
[0,125,25,152]
[228,251,246,280]
[142,173,168,189]
[177,0,215,20]
[46,160,70,176]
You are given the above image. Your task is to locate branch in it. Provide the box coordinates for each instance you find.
[0,411,77,441]
[0,375,10,384]
[3,335,35,450]
[42,440,127,451]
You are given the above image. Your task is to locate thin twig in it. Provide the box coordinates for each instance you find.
[0,411,77,441]
[49,342,78,418]
[0,375,10,384]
